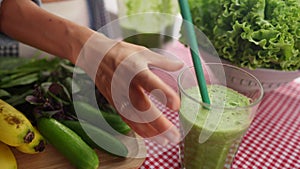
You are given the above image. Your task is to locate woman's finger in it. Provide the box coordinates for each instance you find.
[132,69,181,111]
[136,49,184,72]
[121,114,178,146]
[127,85,180,145]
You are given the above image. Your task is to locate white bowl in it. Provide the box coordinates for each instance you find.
[200,52,300,92]
[237,67,300,92]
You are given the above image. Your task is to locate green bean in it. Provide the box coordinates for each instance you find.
[0,73,39,88]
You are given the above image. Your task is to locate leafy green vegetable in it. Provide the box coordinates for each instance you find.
[188,0,300,70]
[0,89,10,98]
[0,57,31,70]
[120,0,179,32]
[0,57,131,134]
[0,57,63,105]
[0,73,39,88]
[124,0,178,16]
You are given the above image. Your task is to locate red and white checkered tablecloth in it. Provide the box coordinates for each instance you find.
[139,77,300,169]
[139,42,300,169]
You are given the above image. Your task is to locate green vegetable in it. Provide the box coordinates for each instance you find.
[37,117,99,169]
[61,120,128,157]
[0,57,31,71]
[0,57,64,105]
[73,101,131,135]
[120,0,179,33]
[0,57,129,134]
[0,73,39,88]
[188,0,300,70]
[125,0,178,16]
[0,89,10,98]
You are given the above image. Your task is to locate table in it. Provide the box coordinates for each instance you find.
[139,42,300,169]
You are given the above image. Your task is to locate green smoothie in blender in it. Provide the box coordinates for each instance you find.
[117,0,179,48]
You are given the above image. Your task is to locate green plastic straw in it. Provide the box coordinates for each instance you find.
[178,0,210,104]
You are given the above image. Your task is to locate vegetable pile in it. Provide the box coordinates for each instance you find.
[188,0,300,70]
[0,57,131,169]
[0,57,130,133]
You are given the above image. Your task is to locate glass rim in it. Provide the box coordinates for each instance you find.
[177,63,264,110]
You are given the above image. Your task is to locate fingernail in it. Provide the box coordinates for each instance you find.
[164,127,180,144]
[167,98,178,111]
[151,136,169,146]
[170,103,179,111]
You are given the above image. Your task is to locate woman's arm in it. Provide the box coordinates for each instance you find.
[0,0,92,62]
[0,0,183,145]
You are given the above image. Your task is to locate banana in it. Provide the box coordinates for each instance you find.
[0,141,17,169]
[16,127,47,154]
[0,99,35,146]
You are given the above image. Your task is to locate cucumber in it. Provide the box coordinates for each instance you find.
[73,101,131,134]
[61,120,128,157]
[37,117,99,169]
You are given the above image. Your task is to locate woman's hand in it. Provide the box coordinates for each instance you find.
[77,33,183,145]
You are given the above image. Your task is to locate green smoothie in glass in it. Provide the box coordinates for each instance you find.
[180,85,251,169]
[117,0,179,48]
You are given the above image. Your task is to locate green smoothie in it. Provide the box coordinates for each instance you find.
[180,85,251,169]
[118,0,178,48]
[121,28,173,48]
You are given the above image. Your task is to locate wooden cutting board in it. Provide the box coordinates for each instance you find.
[13,132,147,169]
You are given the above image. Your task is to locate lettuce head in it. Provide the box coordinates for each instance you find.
[189,0,300,70]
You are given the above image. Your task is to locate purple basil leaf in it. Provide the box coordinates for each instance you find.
[25,95,44,105]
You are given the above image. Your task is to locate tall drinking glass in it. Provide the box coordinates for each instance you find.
[178,63,264,169]
[117,0,179,48]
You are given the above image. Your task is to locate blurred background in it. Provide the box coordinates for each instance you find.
[20,0,115,57]
[19,0,182,57]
